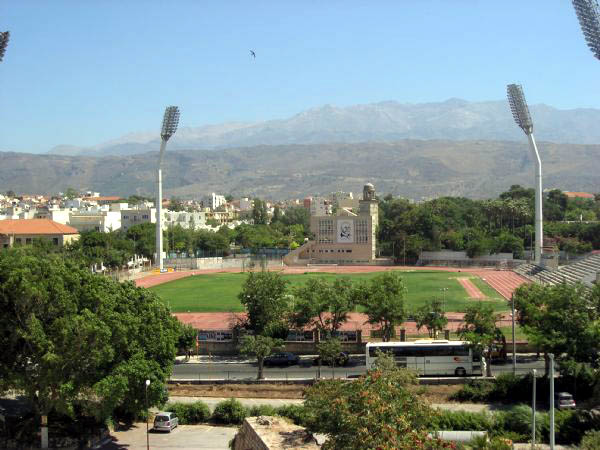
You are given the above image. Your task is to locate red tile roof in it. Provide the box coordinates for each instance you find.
[564,191,595,199]
[0,219,79,235]
[82,196,122,202]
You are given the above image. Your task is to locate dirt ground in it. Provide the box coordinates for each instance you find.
[168,383,463,402]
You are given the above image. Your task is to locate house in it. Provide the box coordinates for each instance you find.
[0,219,79,249]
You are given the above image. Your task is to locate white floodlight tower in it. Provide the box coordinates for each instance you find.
[155,106,180,271]
[507,84,543,263]
[0,31,10,62]
[573,0,600,60]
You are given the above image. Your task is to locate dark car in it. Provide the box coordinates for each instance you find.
[314,352,350,367]
[264,352,300,367]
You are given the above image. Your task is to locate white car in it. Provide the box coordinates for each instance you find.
[153,411,179,432]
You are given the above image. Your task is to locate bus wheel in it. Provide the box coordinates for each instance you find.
[455,367,467,377]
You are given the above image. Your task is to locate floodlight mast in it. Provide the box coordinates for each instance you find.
[0,31,10,63]
[507,84,543,264]
[156,106,180,271]
[572,0,600,60]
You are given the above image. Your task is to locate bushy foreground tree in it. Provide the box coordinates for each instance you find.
[0,248,180,424]
[302,368,453,450]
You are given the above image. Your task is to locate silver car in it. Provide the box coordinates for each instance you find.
[153,411,179,432]
[554,392,576,410]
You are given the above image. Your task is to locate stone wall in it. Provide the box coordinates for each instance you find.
[233,417,319,450]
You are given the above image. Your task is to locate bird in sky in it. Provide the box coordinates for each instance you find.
[250,50,256,59]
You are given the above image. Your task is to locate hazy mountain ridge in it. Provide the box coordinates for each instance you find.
[45,99,600,157]
[5,139,600,200]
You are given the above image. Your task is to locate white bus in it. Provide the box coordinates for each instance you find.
[365,340,482,377]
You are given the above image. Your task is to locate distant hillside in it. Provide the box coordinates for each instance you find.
[4,139,600,199]
[46,99,600,157]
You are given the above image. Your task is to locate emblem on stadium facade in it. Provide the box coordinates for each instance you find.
[337,220,354,243]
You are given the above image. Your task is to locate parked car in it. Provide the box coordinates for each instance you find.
[153,411,179,432]
[314,352,350,367]
[264,352,300,367]
[554,392,576,410]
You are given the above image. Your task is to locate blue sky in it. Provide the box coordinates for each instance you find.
[0,1,599,153]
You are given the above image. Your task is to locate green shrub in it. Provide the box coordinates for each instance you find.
[450,380,495,402]
[494,404,538,440]
[429,410,493,431]
[247,404,277,417]
[581,430,600,449]
[469,435,512,450]
[164,401,211,424]
[212,398,248,425]
[274,404,309,426]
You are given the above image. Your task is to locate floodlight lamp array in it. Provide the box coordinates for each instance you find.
[161,106,180,141]
[573,0,600,60]
[0,31,10,62]
[507,84,533,135]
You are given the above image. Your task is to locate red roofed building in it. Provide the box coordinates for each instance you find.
[564,191,595,199]
[0,219,79,249]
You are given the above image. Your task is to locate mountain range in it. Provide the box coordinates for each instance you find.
[46,99,600,157]
[2,139,599,200]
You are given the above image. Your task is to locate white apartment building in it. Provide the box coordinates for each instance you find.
[68,210,122,233]
[164,211,208,230]
[309,197,332,217]
[121,208,156,231]
[204,193,227,210]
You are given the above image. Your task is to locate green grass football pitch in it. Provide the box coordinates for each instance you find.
[149,270,509,314]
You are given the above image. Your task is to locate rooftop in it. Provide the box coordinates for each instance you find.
[0,219,79,235]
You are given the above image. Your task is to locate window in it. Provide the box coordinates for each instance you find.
[53,238,59,245]
[123,215,129,219]
[346,249,352,253]
[142,214,148,219]
[25,238,32,245]
[15,238,22,244]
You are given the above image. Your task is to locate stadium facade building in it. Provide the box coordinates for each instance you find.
[285,183,379,265]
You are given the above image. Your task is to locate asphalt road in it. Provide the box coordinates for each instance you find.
[171,355,546,380]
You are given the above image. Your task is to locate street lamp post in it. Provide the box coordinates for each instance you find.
[145,379,150,450]
[507,84,543,264]
[549,354,555,449]
[572,0,600,61]
[532,369,537,448]
[511,294,516,375]
[156,106,180,271]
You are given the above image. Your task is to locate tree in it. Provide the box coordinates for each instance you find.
[252,198,268,225]
[291,277,357,337]
[513,282,600,375]
[302,369,452,450]
[414,299,448,338]
[458,303,503,377]
[357,272,407,341]
[316,337,342,379]
[0,248,181,427]
[271,205,283,223]
[168,196,185,212]
[281,205,310,229]
[64,187,79,199]
[177,323,197,360]
[238,271,289,337]
[239,335,283,380]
